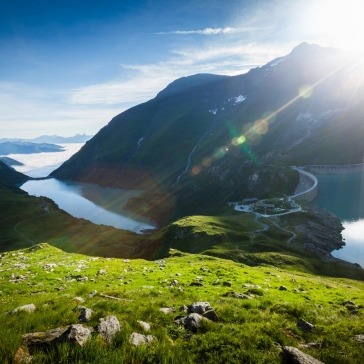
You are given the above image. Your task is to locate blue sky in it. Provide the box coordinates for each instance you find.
[0,0,361,138]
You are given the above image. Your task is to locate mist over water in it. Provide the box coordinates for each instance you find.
[8,143,84,177]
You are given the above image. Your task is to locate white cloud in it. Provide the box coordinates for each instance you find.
[157,26,259,36]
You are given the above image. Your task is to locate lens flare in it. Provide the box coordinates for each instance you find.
[253,119,269,135]
[299,84,313,99]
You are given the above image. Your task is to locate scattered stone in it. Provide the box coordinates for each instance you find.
[73,297,85,304]
[179,305,188,313]
[88,290,97,298]
[78,307,93,322]
[64,324,93,346]
[223,281,232,287]
[203,309,219,322]
[352,334,364,343]
[9,274,28,283]
[297,318,315,332]
[96,315,121,343]
[169,279,179,286]
[189,282,203,287]
[160,307,176,314]
[279,286,288,291]
[123,259,130,263]
[137,320,151,332]
[299,342,321,349]
[200,267,208,272]
[282,346,324,364]
[14,325,93,363]
[176,273,182,276]
[12,303,36,314]
[188,302,212,314]
[97,269,107,275]
[129,332,156,346]
[184,313,204,332]
[43,263,57,270]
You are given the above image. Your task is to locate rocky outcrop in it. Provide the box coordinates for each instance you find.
[282,346,324,364]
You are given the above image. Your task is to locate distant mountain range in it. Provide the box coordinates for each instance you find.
[0,133,93,145]
[52,43,364,222]
[0,141,64,155]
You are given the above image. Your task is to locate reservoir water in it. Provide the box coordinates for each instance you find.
[313,170,364,267]
[21,178,155,234]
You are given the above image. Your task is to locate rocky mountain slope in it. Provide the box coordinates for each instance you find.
[51,43,364,222]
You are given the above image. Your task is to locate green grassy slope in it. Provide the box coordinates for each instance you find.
[0,243,363,363]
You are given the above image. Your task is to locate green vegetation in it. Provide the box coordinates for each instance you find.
[0,243,363,363]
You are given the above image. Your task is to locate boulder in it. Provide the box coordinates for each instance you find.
[13,325,93,364]
[282,346,324,364]
[184,313,204,332]
[352,334,364,343]
[279,286,288,291]
[137,320,151,332]
[129,332,156,346]
[96,315,121,343]
[203,309,219,322]
[297,318,315,332]
[12,303,36,314]
[78,307,93,322]
[188,302,212,314]
[160,307,176,314]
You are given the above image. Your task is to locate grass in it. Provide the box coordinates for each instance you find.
[0,243,363,363]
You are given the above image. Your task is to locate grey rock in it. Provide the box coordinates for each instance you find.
[78,307,93,322]
[170,279,179,286]
[297,318,315,332]
[234,293,253,299]
[282,346,324,364]
[184,313,204,332]
[203,309,219,322]
[96,315,121,342]
[12,303,36,314]
[352,334,364,343]
[129,332,156,346]
[179,305,188,313]
[188,302,212,314]
[62,324,93,346]
[73,297,85,304]
[160,307,176,314]
[97,269,107,275]
[137,320,151,332]
[189,281,204,287]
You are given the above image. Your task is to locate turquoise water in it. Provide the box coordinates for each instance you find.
[313,170,364,267]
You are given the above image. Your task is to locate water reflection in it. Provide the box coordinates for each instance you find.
[21,178,155,234]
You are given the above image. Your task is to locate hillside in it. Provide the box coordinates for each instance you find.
[0,141,63,155]
[0,160,29,190]
[51,43,364,223]
[0,243,363,363]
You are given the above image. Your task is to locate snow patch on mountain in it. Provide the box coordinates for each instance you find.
[209,108,217,115]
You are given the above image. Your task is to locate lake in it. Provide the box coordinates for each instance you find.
[21,178,155,234]
[12,143,155,234]
[313,170,364,267]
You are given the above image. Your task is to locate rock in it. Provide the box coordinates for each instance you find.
[88,290,97,298]
[279,285,288,291]
[223,281,232,287]
[188,302,212,314]
[169,279,179,286]
[137,320,151,332]
[97,269,107,275]
[282,346,324,364]
[189,282,204,287]
[352,334,364,343]
[179,305,188,313]
[13,325,93,363]
[297,318,315,332]
[63,324,93,346]
[184,313,204,332]
[73,297,84,304]
[129,332,156,346]
[12,303,36,314]
[78,307,93,322]
[202,309,218,322]
[160,307,176,314]
[200,267,208,272]
[96,315,121,343]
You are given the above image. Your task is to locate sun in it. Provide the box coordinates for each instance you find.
[304,0,364,52]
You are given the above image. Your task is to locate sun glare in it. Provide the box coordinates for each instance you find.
[306,0,364,52]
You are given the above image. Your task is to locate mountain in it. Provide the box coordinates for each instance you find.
[0,156,23,167]
[51,43,364,222]
[0,161,29,190]
[0,141,64,155]
[30,133,93,144]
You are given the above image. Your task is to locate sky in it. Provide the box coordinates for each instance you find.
[1,0,363,138]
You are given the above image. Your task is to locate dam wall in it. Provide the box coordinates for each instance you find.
[290,167,318,202]
[307,163,364,174]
